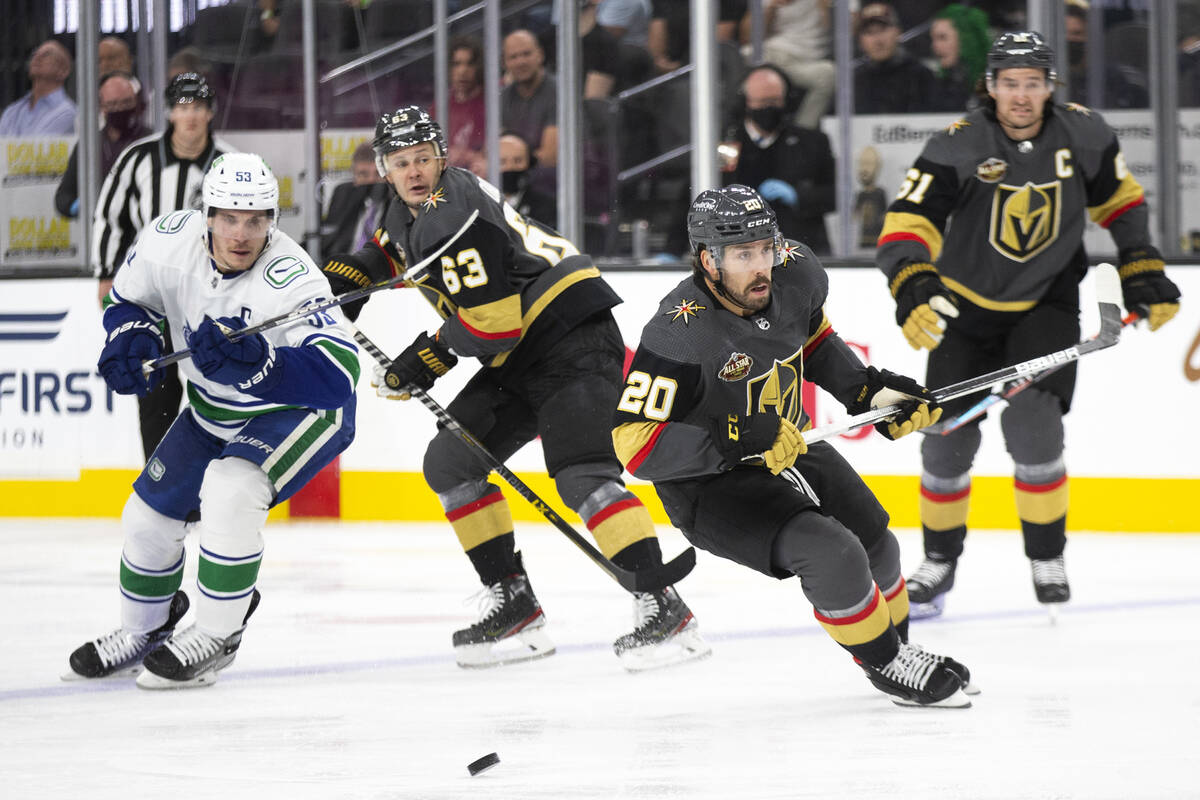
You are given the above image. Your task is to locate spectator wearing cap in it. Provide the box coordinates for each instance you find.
[92,72,236,462]
[0,38,77,137]
[55,71,152,219]
[853,1,937,114]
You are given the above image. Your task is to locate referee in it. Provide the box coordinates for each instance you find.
[92,72,235,461]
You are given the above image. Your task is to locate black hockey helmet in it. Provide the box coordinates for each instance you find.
[373,105,447,176]
[986,31,1057,83]
[687,184,781,265]
[164,71,215,108]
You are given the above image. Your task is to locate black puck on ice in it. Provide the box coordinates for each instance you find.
[467,752,500,776]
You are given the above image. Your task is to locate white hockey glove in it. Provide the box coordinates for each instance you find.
[371,362,411,401]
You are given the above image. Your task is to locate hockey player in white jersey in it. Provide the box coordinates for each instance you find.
[65,153,360,689]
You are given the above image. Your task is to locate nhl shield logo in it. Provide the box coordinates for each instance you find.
[988,180,1062,262]
[718,352,754,382]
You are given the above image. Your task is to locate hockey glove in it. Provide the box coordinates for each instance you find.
[97,319,165,396]
[849,367,942,440]
[187,316,277,392]
[757,178,798,208]
[322,253,375,321]
[710,410,807,474]
[382,331,457,399]
[891,262,959,350]
[1118,247,1181,332]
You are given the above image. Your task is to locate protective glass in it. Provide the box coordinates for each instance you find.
[718,234,782,275]
[209,211,272,241]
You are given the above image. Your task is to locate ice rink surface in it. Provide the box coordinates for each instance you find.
[3,518,1199,799]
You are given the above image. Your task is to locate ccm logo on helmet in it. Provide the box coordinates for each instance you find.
[747,218,772,227]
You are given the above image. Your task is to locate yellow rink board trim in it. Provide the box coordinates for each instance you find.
[0,470,1196,533]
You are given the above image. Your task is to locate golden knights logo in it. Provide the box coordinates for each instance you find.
[744,347,803,423]
[667,299,706,324]
[988,180,1062,262]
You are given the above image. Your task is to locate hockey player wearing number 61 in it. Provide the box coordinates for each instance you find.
[320,105,710,671]
[876,31,1182,619]
[612,184,976,707]
[65,153,360,688]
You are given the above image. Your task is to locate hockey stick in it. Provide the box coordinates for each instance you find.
[352,328,697,594]
[803,263,1126,445]
[937,309,1141,435]
[140,209,480,374]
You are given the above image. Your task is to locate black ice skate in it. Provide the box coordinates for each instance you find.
[63,591,190,681]
[613,585,711,672]
[906,557,957,620]
[452,554,555,668]
[857,642,972,708]
[136,589,261,689]
[1031,555,1070,620]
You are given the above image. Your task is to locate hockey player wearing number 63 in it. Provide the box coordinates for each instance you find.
[65,153,360,688]
[612,184,976,708]
[876,31,1182,619]
[320,105,710,671]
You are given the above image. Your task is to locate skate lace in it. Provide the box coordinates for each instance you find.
[1031,556,1067,586]
[630,591,663,631]
[908,559,953,589]
[467,582,507,625]
[879,643,938,690]
[94,629,149,668]
[164,625,222,666]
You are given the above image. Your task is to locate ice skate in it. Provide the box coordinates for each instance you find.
[453,554,555,668]
[910,643,981,695]
[1031,555,1070,622]
[614,585,712,673]
[857,642,972,708]
[906,557,956,620]
[136,589,261,689]
[63,591,190,681]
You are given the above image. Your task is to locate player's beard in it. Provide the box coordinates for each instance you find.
[724,275,772,313]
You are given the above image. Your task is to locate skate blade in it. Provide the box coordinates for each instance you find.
[135,669,221,690]
[60,664,142,682]
[961,680,982,696]
[908,595,946,620]
[455,628,557,669]
[618,625,713,673]
[890,687,972,709]
[1042,601,1067,625]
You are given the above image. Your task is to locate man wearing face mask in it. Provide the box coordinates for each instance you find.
[723,64,835,255]
[55,71,152,219]
[499,130,556,229]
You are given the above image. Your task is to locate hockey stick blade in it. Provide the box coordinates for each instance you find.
[352,328,695,593]
[804,264,1127,445]
[141,209,480,374]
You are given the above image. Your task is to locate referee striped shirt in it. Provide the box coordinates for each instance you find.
[92,125,234,278]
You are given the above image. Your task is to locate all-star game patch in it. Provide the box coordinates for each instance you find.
[975,157,1008,183]
[666,299,706,324]
[718,352,753,382]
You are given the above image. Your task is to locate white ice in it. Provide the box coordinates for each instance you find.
[3,519,1199,799]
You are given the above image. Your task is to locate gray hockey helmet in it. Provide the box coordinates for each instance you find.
[986,31,1057,82]
[687,184,781,264]
[373,105,447,176]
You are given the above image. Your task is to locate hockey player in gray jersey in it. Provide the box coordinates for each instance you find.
[876,32,1182,618]
[613,184,975,707]
[66,153,359,688]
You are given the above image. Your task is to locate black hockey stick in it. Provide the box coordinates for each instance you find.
[804,263,1126,445]
[352,328,696,594]
[937,309,1141,435]
[140,209,480,374]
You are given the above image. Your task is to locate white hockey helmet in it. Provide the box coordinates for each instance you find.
[202,152,280,240]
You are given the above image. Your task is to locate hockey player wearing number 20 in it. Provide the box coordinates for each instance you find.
[876,31,1182,620]
[612,184,975,707]
[66,153,359,688]
[320,106,709,671]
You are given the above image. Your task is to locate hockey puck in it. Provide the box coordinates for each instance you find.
[467,752,500,776]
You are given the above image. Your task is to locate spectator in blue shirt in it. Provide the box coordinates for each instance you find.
[0,39,77,137]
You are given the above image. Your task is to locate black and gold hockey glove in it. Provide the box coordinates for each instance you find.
[1118,247,1181,331]
[890,262,960,350]
[322,253,375,321]
[710,410,807,474]
[849,367,942,440]
[380,331,458,400]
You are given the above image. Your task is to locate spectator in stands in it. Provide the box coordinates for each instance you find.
[648,0,744,75]
[853,2,937,114]
[1179,5,1200,107]
[738,0,835,130]
[723,64,834,254]
[167,48,213,82]
[320,141,389,255]
[501,29,558,173]
[442,35,487,175]
[98,36,134,76]
[1064,3,1148,109]
[597,0,652,48]
[0,39,77,137]
[500,130,557,229]
[926,3,991,113]
[55,71,152,219]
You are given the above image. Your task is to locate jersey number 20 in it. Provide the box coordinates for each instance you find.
[618,371,677,420]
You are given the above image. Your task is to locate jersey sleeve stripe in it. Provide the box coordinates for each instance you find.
[1091,188,1144,228]
[457,295,523,340]
[614,420,668,475]
[877,211,944,260]
[308,337,362,384]
[803,321,833,358]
